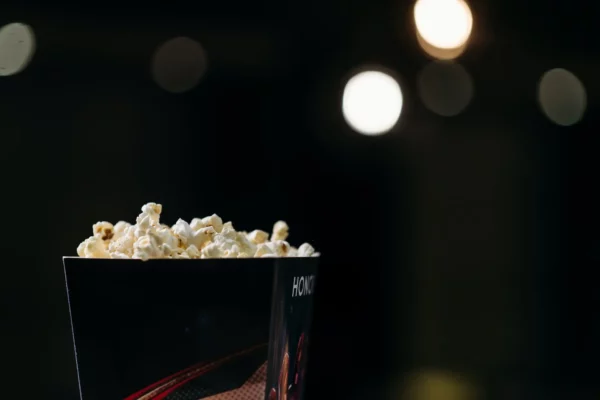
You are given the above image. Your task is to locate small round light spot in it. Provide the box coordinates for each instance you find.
[0,22,36,76]
[418,61,473,116]
[538,68,586,126]
[342,70,404,136]
[151,37,208,94]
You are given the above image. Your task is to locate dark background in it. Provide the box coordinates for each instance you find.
[1,0,598,398]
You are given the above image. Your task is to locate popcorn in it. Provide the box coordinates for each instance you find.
[223,244,241,258]
[247,230,269,244]
[201,242,225,259]
[152,226,179,251]
[141,202,162,219]
[188,226,216,249]
[185,245,201,259]
[297,243,315,257]
[190,218,206,231]
[76,202,318,260]
[210,226,241,258]
[255,243,275,258]
[271,221,289,242]
[172,219,194,246]
[287,246,298,257]
[157,243,178,257]
[113,221,131,235]
[134,203,162,237]
[255,241,290,257]
[273,240,290,256]
[133,235,161,261]
[221,221,235,235]
[77,237,110,258]
[201,214,223,233]
[172,252,190,259]
[235,232,257,255]
[93,222,114,241]
[108,233,135,257]
[110,252,130,259]
[134,215,152,238]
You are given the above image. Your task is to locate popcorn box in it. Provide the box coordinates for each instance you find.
[63,257,318,400]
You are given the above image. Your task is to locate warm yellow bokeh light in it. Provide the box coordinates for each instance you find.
[414,0,473,54]
[400,370,480,400]
[416,30,467,60]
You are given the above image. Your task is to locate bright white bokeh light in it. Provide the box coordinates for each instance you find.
[538,68,586,126]
[342,70,403,136]
[0,22,36,76]
[414,0,473,50]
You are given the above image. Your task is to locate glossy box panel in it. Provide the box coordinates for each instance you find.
[63,257,318,400]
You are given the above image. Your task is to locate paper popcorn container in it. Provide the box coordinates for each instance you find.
[63,257,318,400]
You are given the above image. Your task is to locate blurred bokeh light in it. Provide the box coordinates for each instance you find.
[399,370,480,400]
[538,68,586,126]
[414,0,473,59]
[0,22,36,76]
[417,60,473,116]
[342,70,403,136]
[151,37,208,93]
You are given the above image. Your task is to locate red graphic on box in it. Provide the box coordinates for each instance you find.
[124,344,267,400]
